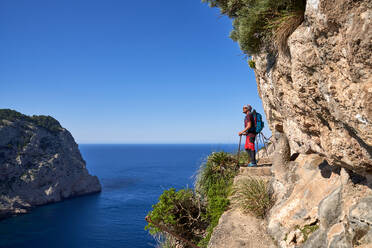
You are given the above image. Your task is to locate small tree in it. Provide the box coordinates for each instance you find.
[145,188,207,245]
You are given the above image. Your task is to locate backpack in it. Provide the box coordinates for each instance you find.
[253,111,264,134]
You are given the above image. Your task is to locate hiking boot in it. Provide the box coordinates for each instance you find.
[247,163,257,167]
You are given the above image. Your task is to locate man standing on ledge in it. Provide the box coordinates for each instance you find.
[239,104,257,167]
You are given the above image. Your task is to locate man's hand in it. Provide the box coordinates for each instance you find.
[238,132,244,136]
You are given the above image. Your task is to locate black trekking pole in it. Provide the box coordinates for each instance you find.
[236,135,242,167]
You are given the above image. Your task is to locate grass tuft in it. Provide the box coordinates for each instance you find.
[271,11,305,55]
[232,176,274,218]
[203,0,306,56]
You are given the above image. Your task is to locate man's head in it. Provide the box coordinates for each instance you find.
[243,104,252,114]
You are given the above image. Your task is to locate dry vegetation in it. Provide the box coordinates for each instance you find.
[232,177,274,218]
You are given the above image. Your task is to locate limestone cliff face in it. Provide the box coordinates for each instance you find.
[250,0,372,247]
[0,110,101,219]
[268,135,372,247]
[253,0,372,174]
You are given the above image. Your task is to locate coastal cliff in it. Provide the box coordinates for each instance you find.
[0,109,101,220]
[144,1,371,246]
[251,0,372,246]
[253,0,371,174]
[206,0,372,247]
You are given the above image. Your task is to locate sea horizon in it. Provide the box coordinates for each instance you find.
[77,143,239,145]
[0,144,239,248]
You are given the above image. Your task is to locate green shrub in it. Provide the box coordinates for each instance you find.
[232,177,273,218]
[195,152,239,246]
[202,0,306,55]
[145,188,207,245]
[146,152,239,248]
[248,59,256,69]
[31,115,62,134]
[0,109,62,134]
[0,109,26,121]
[195,152,238,202]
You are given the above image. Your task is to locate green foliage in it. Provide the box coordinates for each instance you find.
[233,149,251,165]
[271,10,305,54]
[145,188,206,244]
[232,176,273,218]
[299,223,319,242]
[0,109,62,134]
[202,0,306,55]
[0,109,26,121]
[146,152,239,248]
[195,152,239,246]
[195,152,237,199]
[31,115,62,133]
[248,59,256,69]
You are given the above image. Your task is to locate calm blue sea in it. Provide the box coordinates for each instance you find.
[0,144,238,248]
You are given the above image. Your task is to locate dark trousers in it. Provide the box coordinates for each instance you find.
[246,149,256,165]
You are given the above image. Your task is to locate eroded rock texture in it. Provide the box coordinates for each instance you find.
[268,135,372,248]
[251,0,372,246]
[253,0,372,174]
[0,111,101,219]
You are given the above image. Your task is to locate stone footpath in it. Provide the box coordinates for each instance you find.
[208,165,276,248]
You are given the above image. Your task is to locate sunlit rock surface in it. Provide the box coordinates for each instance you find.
[253,0,372,174]
[0,110,101,219]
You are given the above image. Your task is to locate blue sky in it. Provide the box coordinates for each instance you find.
[0,0,268,144]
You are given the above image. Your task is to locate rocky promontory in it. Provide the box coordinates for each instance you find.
[0,109,101,220]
